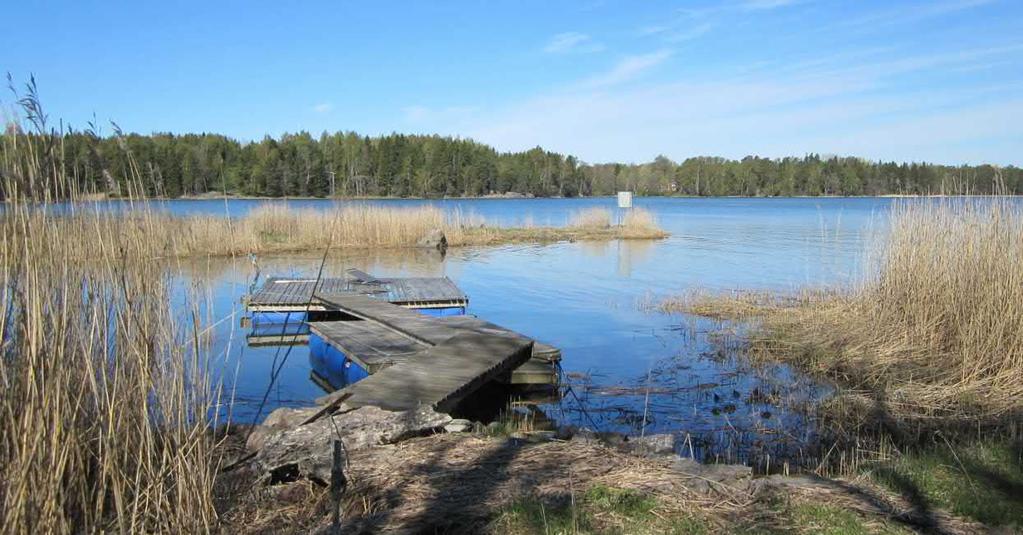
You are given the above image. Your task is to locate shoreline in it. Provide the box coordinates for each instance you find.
[30,192,1021,203]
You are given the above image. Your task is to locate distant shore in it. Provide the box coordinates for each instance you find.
[55,191,1021,203]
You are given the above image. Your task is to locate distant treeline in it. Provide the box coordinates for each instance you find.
[4,130,1022,200]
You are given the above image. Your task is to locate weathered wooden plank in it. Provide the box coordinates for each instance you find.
[313,294,559,364]
[245,275,467,308]
[505,359,559,385]
[313,293,452,345]
[308,320,425,373]
[434,317,562,362]
[341,333,534,412]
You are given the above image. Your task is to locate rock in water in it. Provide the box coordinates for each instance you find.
[416,228,447,251]
[254,405,452,484]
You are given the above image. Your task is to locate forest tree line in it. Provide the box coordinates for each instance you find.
[4,129,1022,200]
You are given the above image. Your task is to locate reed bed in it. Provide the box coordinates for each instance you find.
[51,204,668,259]
[620,207,667,238]
[569,207,613,228]
[168,204,483,255]
[1,106,220,531]
[662,199,1023,426]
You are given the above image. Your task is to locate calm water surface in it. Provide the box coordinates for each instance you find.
[171,197,895,466]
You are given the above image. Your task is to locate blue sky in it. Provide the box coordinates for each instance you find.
[3,0,1022,165]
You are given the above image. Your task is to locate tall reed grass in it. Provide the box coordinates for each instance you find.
[54,204,668,259]
[1,88,220,532]
[665,199,1023,425]
[567,207,667,238]
[570,207,613,228]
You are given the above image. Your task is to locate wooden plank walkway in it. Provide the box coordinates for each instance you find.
[314,293,559,360]
[309,319,422,373]
[308,317,559,384]
[309,293,559,409]
[314,292,454,344]
[434,316,561,362]
[340,333,534,412]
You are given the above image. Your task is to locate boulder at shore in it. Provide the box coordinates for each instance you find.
[253,405,452,484]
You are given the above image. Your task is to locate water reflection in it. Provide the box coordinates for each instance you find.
[577,239,655,277]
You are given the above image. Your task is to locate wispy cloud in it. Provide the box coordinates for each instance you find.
[453,39,1023,165]
[312,103,333,114]
[577,50,672,88]
[639,0,795,45]
[543,32,605,54]
[664,23,713,43]
[741,0,800,10]
[836,0,996,30]
[394,3,1022,166]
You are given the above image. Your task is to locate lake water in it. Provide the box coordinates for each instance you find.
[169,197,896,467]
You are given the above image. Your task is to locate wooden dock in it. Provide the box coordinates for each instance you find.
[245,269,468,312]
[309,292,556,411]
[245,269,559,393]
[310,292,560,385]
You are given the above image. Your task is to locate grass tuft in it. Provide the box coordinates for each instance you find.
[571,207,613,229]
[489,485,709,535]
[864,438,1023,528]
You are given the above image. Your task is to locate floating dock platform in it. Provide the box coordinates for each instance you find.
[243,269,468,345]
[309,293,560,388]
[309,293,541,411]
[242,270,560,394]
[245,269,468,312]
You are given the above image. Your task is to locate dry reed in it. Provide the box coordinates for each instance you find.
[663,199,1023,424]
[1,89,221,532]
[54,204,668,259]
[570,207,612,228]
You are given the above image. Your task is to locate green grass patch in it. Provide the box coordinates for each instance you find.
[788,503,903,535]
[736,494,912,535]
[489,485,709,534]
[865,438,1023,528]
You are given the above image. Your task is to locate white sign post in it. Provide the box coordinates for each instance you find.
[617,191,633,209]
[616,191,633,226]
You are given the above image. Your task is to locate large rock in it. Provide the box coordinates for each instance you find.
[245,406,323,452]
[254,405,452,484]
[416,228,447,251]
[667,457,754,494]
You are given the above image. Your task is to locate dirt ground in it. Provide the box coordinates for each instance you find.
[215,432,993,534]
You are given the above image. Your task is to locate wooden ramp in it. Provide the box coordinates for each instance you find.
[311,292,560,383]
[315,293,559,360]
[315,292,459,344]
[340,333,534,412]
[309,317,559,384]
